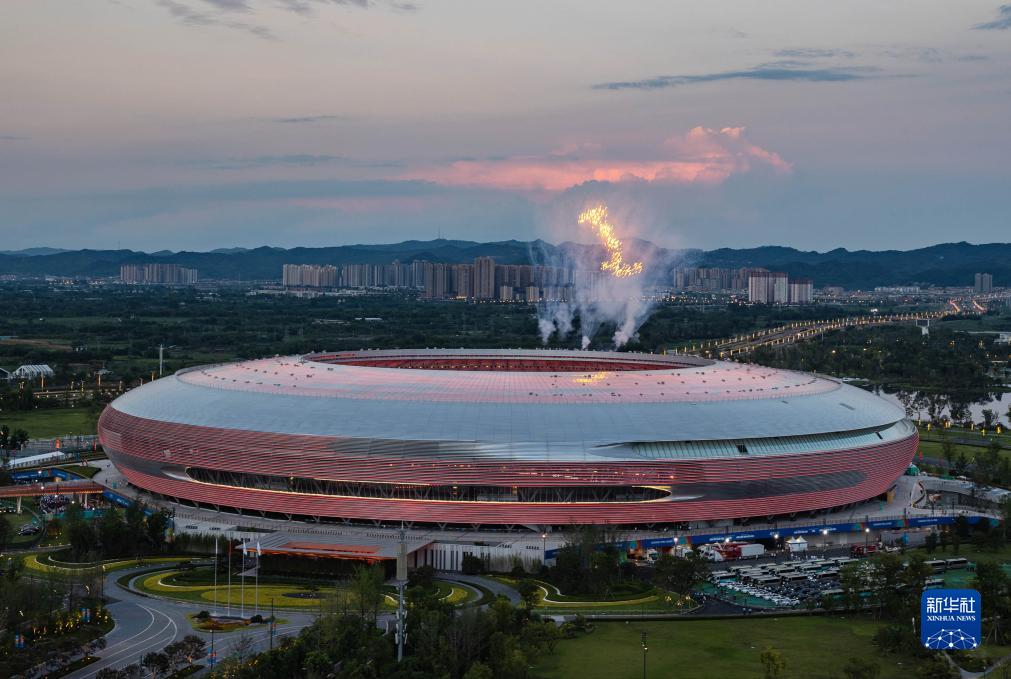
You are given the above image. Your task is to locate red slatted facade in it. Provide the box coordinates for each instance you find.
[99,407,916,526]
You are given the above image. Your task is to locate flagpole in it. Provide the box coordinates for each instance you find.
[255,541,261,618]
[213,535,219,617]
[226,534,232,617]
[240,540,246,619]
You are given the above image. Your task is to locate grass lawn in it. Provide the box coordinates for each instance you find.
[22,553,193,577]
[534,617,922,679]
[136,569,396,610]
[3,508,43,545]
[57,464,101,478]
[488,576,678,613]
[2,408,97,438]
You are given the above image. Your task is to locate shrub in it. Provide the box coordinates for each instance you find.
[461,553,484,575]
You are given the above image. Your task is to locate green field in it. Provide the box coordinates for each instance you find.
[534,617,920,679]
[1,407,97,438]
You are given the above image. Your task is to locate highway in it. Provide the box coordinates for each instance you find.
[669,310,948,360]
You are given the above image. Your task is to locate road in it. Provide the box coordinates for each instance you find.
[66,566,318,678]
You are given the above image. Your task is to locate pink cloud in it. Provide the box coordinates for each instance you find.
[404,127,790,191]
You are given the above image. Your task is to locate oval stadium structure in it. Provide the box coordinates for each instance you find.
[98,349,917,528]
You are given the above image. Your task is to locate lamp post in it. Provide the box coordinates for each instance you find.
[541,532,547,564]
[641,631,648,679]
[865,527,871,550]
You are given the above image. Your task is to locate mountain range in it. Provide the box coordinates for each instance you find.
[1,240,1008,289]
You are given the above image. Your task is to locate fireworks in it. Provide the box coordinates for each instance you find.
[578,205,644,278]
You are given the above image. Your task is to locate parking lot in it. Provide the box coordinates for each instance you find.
[707,554,968,609]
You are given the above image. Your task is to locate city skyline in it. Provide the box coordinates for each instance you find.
[2,2,1010,252]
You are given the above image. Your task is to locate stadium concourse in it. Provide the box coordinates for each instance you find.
[86,460,962,573]
[98,349,917,530]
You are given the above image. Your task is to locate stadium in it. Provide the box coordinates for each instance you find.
[97,349,917,529]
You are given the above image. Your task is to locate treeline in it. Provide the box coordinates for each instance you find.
[750,325,1000,397]
[59,501,215,562]
[211,564,567,679]
[0,559,111,677]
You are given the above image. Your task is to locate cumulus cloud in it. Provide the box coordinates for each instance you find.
[975,5,1011,29]
[402,127,790,191]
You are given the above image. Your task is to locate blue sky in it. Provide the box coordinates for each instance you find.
[1,1,1009,252]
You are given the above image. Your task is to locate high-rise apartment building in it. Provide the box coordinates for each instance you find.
[474,257,496,300]
[748,272,789,304]
[788,279,814,304]
[975,272,993,294]
[120,263,198,285]
[282,264,337,288]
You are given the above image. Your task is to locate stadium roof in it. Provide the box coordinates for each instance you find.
[108,349,908,461]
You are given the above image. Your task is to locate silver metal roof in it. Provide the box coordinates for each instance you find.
[107,349,909,461]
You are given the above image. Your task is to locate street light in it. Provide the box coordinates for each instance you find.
[641,631,648,679]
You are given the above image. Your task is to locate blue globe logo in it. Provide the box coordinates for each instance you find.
[924,629,978,650]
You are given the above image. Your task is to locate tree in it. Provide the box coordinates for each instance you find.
[0,515,11,554]
[973,561,1009,643]
[917,654,958,678]
[924,532,938,554]
[840,563,868,612]
[939,432,956,470]
[141,651,171,679]
[68,520,97,561]
[145,509,171,551]
[351,564,385,622]
[463,661,495,679]
[843,656,881,679]
[953,452,969,477]
[163,640,189,673]
[870,553,906,618]
[651,551,710,595]
[983,409,998,431]
[517,579,540,610]
[759,646,787,679]
[231,632,255,665]
[461,553,484,575]
[976,438,1003,487]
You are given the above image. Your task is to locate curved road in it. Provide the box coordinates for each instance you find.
[440,572,520,605]
[66,566,318,678]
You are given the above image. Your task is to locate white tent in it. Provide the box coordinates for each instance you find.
[10,364,55,380]
[786,536,808,553]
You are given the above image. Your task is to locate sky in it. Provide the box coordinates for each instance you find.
[1,0,1010,253]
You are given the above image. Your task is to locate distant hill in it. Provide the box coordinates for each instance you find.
[0,247,69,257]
[700,242,1011,288]
[0,240,1007,288]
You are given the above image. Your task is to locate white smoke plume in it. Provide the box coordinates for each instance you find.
[533,203,680,350]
